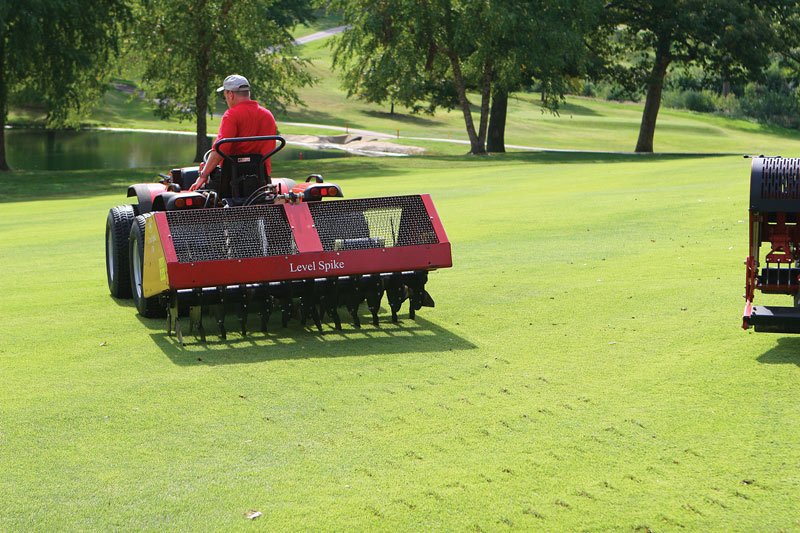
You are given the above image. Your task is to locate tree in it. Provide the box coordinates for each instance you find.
[484,0,599,152]
[0,0,129,170]
[130,0,315,162]
[330,0,599,155]
[330,1,483,152]
[596,0,786,153]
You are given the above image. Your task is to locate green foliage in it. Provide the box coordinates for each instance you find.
[0,0,130,169]
[128,0,316,159]
[0,0,129,126]
[329,0,600,154]
[592,0,791,151]
[656,62,800,129]
[738,82,800,128]
[579,80,642,102]
[131,0,314,117]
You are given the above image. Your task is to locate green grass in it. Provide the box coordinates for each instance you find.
[1,153,799,530]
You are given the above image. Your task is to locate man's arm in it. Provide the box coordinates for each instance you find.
[189,149,224,191]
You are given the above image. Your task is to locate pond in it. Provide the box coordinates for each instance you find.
[4,129,345,171]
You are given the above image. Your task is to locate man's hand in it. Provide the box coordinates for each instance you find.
[189,176,207,191]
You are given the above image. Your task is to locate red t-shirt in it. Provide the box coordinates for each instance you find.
[214,100,277,174]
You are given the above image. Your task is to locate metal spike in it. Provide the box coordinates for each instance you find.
[341,276,363,328]
[215,287,226,340]
[350,304,362,328]
[279,281,293,328]
[175,314,183,346]
[385,274,408,323]
[299,280,322,332]
[405,271,432,320]
[238,284,249,337]
[362,275,384,326]
[300,296,322,332]
[260,293,272,333]
[189,305,206,342]
[169,293,183,345]
[319,278,341,330]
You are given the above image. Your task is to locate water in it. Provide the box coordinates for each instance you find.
[4,129,344,171]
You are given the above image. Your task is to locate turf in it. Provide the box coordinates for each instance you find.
[1,153,799,530]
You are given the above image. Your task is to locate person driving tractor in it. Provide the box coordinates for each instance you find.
[189,74,277,191]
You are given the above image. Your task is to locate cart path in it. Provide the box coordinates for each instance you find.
[90,125,735,157]
[293,25,350,45]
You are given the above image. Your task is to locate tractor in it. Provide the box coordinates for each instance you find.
[105,135,452,343]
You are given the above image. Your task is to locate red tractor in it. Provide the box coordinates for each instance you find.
[105,136,452,343]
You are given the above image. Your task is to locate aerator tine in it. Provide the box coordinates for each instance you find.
[405,271,435,320]
[318,278,342,330]
[167,293,184,345]
[258,287,273,334]
[298,279,323,332]
[385,273,408,323]
[188,305,206,343]
[360,274,385,326]
[214,287,227,340]
[338,276,364,328]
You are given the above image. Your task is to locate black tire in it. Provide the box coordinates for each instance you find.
[129,214,166,318]
[106,205,136,298]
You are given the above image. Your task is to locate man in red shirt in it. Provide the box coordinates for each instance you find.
[190,74,277,191]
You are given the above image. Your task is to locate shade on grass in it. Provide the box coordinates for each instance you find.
[1,152,798,530]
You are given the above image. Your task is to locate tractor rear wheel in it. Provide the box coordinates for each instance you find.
[106,205,136,298]
[129,214,166,318]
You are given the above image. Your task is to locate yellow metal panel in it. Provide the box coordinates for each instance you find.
[142,215,170,298]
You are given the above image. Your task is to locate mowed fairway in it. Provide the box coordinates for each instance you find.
[1,153,799,531]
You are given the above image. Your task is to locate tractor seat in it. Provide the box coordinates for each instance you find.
[212,152,269,198]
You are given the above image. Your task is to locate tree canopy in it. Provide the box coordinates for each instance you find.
[330,0,600,155]
[130,0,315,161]
[595,0,788,153]
[0,0,129,170]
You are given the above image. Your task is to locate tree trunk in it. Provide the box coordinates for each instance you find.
[448,51,486,155]
[194,6,212,163]
[476,59,492,151]
[635,51,671,153]
[194,82,210,163]
[487,88,507,153]
[0,37,9,171]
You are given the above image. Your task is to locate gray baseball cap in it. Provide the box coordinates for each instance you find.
[216,74,250,92]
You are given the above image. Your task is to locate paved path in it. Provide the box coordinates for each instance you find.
[293,25,349,45]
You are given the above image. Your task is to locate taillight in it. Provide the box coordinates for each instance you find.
[310,187,321,198]
[328,186,338,196]
[175,198,185,208]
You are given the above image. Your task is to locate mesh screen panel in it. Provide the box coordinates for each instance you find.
[167,205,296,263]
[308,196,439,251]
[761,158,800,201]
